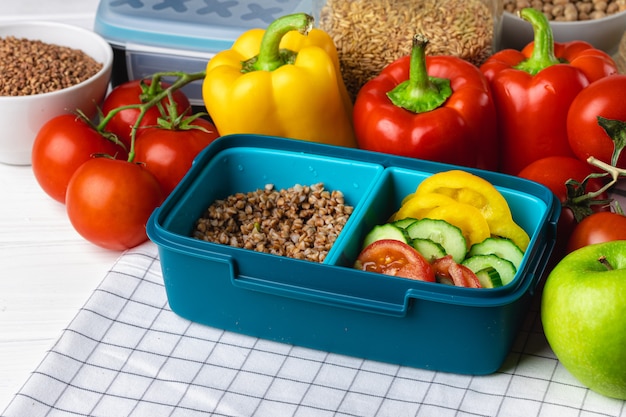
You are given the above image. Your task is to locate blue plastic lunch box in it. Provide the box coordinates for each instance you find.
[146,134,559,375]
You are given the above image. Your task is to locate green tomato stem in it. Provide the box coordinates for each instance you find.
[597,116,626,167]
[586,156,626,189]
[386,34,452,113]
[95,71,206,163]
[574,156,626,215]
[566,116,626,221]
[513,8,560,75]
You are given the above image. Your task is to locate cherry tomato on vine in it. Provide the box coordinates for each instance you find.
[567,75,626,169]
[134,117,220,196]
[65,158,164,251]
[102,79,191,148]
[354,239,436,282]
[518,156,609,258]
[567,212,626,253]
[31,114,127,204]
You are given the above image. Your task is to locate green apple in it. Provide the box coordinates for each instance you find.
[541,240,626,399]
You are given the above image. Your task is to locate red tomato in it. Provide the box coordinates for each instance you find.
[567,75,626,169]
[65,158,164,251]
[518,156,609,259]
[31,114,127,204]
[354,239,436,282]
[432,255,481,288]
[102,79,191,148]
[566,212,626,253]
[134,117,220,196]
[517,156,606,200]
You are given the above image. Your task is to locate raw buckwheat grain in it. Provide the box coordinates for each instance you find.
[0,36,103,96]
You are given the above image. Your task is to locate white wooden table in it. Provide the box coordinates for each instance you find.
[0,1,119,409]
[0,163,121,410]
[2,1,626,413]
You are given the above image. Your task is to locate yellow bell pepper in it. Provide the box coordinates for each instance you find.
[202,13,356,148]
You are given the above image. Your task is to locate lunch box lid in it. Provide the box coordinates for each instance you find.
[94,0,314,53]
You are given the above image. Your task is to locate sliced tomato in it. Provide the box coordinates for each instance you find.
[354,239,436,282]
[432,255,481,288]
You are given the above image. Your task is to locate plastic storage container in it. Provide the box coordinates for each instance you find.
[312,0,503,98]
[147,135,559,375]
[93,0,313,106]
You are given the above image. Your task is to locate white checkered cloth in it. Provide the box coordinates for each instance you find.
[3,230,626,417]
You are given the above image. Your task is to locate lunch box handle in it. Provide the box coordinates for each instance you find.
[231,273,411,318]
[527,195,560,296]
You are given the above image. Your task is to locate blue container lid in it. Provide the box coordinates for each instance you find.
[94,0,314,53]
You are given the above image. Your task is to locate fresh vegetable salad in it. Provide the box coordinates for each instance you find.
[354,170,530,289]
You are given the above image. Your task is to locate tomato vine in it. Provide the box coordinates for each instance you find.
[96,71,207,162]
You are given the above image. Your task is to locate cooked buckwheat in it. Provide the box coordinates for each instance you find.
[193,183,354,263]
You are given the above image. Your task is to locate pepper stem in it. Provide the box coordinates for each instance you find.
[243,13,314,73]
[514,8,561,75]
[386,35,452,113]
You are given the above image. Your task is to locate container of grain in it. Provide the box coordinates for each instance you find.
[0,21,113,165]
[501,1,626,54]
[313,0,503,99]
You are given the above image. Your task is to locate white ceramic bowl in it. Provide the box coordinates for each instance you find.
[501,9,626,55]
[0,21,113,165]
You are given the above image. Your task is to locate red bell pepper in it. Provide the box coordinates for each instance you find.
[353,35,498,171]
[480,7,618,175]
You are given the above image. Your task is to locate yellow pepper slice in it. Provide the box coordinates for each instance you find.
[414,170,530,250]
[393,192,457,221]
[423,202,491,248]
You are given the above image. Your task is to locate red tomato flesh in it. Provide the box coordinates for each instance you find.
[432,255,481,288]
[355,239,436,282]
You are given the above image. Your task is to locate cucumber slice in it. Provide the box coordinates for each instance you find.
[411,238,446,263]
[474,266,503,288]
[405,218,467,263]
[362,223,409,249]
[468,237,524,270]
[392,217,418,230]
[462,254,517,286]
